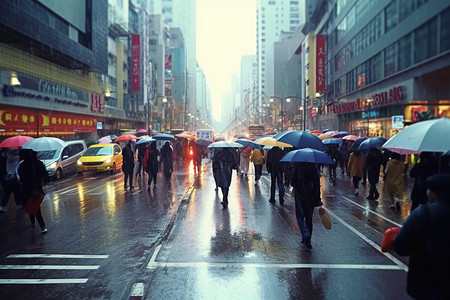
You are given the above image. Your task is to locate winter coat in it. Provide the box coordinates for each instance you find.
[393,198,450,299]
[266,147,284,175]
[144,143,159,174]
[160,142,173,172]
[366,148,383,184]
[250,148,265,165]
[121,144,134,174]
[290,164,322,207]
[410,155,436,208]
[347,152,364,177]
[212,147,235,188]
[18,149,46,205]
[385,158,404,195]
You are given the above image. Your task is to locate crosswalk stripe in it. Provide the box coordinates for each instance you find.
[0,265,100,270]
[7,254,109,259]
[0,279,88,284]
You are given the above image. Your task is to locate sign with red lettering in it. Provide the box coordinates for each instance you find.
[316,34,325,94]
[310,107,317,117]
[91,93,105,113]
[131,34,141,92]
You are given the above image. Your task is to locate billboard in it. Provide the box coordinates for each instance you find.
[316,34,325,93]
[131,34,141,92]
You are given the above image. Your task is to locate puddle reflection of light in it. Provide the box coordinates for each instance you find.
[105,180,117,215]
[76,183,87,224]
[52,193,60,215]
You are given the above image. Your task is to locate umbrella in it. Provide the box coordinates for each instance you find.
[331,132,342,138]
[339,131,349,136]
[195,139,213,146]
[318,134,333,140]
[309,130,322,134]
[280,148,335,165]
[263,145,273,150]
[382,117,450,154]
[136,138,155,145]
[254,136,293,148]
[322,129,332,133]
[273,130,326,151]
[0,135,34,148]
[358,137,387,152]
[114,134,137,142]
[152,133,175,141]
[98,137,112,144]
[207,141,243,148]
[265,130,277,135]
[101,134,118,141]
[22,137,65,151]
[214,136,225,142]
[325,131,338,135]
[234,134,247,139]
[235,139,262,149]
[342,135,359,141]
[322,138,343,145]
[136,129,148,134]
[176,132,195,139]
[350,137,367,151]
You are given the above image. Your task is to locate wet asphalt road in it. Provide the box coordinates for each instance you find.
[0,161,413,299]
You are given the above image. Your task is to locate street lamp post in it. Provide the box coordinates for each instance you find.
[147,95,166,133]
[270,96,288,132]
[273,96,309,131]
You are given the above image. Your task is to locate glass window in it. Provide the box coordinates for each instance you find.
[399,0,414,20]
[346,69,355,93]
[370,52,382,83]
[385,43,397,76]
[356,0,373,21]
[347,6,356,30]
[356,63,367,88]
[441,7,450,52]
[417,0,429,8]
[414,18,438,64]
[398,34,412,71]
[385,0,398,32]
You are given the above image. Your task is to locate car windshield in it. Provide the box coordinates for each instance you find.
[84,146,112,156]
[36,149,60,160]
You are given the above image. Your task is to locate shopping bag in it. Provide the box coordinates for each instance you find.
[318,207,332,230]
[24,190,45,216]
[381,227,400,252]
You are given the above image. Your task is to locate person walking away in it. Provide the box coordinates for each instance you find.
[393,173,450,300]
[174,138,184,167]
[385,152,405,210]
[347,150,364,196]
[211,148,220,191]
[122,141,135,191]
[239,146,251,176]
[212,147,235,208]
[409,152,436,212]
[283,148,294,186]
[0,148,21,211]
[250,147,265,185]
[266,146,285,205]
[18,149,48,234]
[381,149,392,181]
[135,143,146,179]
[160,141,173,180]
[338,141,350,175]
[366,148,383,201]
[191,141,204,174]
[325,144,339,184]
[290,163,322,249]
[144,141,159,190]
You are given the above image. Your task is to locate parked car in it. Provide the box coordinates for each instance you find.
[76,143,123,174]
[37,140,87,180]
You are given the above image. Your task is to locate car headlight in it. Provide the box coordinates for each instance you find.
[77,160,82,165]
[105,158,111,164]
[50,162,57,169]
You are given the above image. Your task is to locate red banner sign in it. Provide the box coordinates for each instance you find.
[91,93,105,113]
[131,34,141,92]
[316,34,325,94]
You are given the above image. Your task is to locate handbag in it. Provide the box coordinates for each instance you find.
[381,227,400,252]
[318,207,332,230]
[24,190,45,216]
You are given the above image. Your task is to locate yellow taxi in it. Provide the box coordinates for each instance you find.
[77,143,123,174]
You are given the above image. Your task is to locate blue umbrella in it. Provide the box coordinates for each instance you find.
[339,131,349,136]
[350,137,367,151]
[235,139,262,149]
[152,133,175,141]
[322,138,343,145]
[273,130,326,151]
[280,148,335,164]
[322,129,332,133]
[358,137,387,152]
[136,138,155,145]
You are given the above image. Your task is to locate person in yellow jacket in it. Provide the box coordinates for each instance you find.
[347,150,364,195]
[250,147,265,185]
[385,152,405,210]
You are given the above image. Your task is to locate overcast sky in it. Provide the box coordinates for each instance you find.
[196,0,256,121]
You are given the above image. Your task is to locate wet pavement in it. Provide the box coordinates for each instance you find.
[0,161,414,299]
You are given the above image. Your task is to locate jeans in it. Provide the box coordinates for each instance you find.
[29,208,46,228]
[295,199,313,240]
[270,171,285,201]
[369,182,379,198]
[352,176,361,190]
[254,164,263,181]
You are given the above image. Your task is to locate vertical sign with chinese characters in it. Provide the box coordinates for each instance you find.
[316,34,325,94]
[91,93,105,113]
[131,34,141,92]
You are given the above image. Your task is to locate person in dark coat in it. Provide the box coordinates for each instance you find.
[135,143,146,179]
[409,152,436,212]
[393,173,450,300]
[266,146,285,205]
[325,144,339,184]
[160,141,173,180]
[365,148,383,200]
[338,141,350,175]
[122,141,135,191]
[18,149,48,234]
[290,163,322,249]
[0,148,21,211]
[144,141,159,190]
[212,147,235,208]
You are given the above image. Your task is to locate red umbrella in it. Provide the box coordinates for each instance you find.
[309,130,322,134]
[0,135,34,148]
[137,129,147,134]
[114,134,137,142]
[342,135,359,141]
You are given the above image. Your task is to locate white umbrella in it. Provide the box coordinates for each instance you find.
[207,141,244,148]
[382,117,450,154]
[22,137,65,151]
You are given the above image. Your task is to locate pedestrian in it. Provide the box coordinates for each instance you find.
[135,143,146,179]
[409,152,436,212]
[385,152,405,210]
[239,146,251,176]
[174,138,184,167]
[212,147,236,208]
[250,147,265,185]
[381,149,392,181]
[160,141,173,180]
[393,173,450,300]
[122,141,135,191]
[18,149,48,234]
[0,148,21,212]
[283,148,293,186]
[365,148,383,200]
[338,141,350,175]
[191,141,204,173]
[144,141,159,190]
[347,150,364,196]
[325,144,339,184]
[266,146,285,205]
[290,163,322,249]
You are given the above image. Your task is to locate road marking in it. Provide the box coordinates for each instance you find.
[326,209,408,272]
[0,265,100,270]
[147,244,162,269]
[130,282,145,298]
[0,279,88,284]
[340,196,403,227]
[7,254,109,259]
